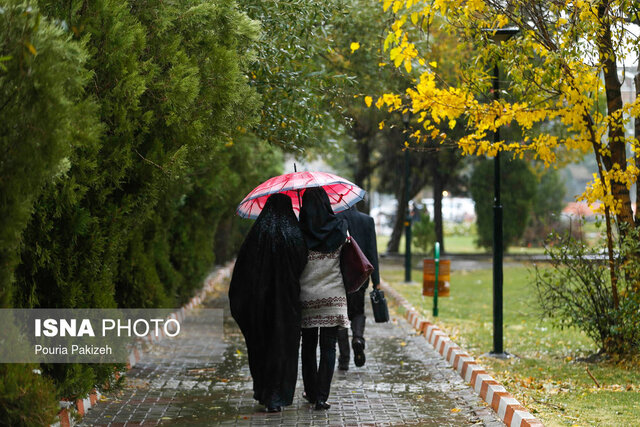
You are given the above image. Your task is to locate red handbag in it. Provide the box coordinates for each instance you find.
[340,231,374,294]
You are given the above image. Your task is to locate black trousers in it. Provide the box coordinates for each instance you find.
[338,287,367,364]
[347,286,366,318]
[301,326,338,402]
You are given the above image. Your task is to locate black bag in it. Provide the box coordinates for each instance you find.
[369,288,389,323]
[340,231,374,294]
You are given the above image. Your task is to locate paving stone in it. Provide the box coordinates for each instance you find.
[80,279,504,426]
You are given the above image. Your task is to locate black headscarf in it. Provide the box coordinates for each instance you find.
[299,187,348,253]
[229,193,308,407]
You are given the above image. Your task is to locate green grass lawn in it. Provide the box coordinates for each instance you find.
[383,264,640,426]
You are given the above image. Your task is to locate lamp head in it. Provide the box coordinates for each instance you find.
[482,27,520,43]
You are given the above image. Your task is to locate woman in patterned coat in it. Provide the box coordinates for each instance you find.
[298,187,350,410]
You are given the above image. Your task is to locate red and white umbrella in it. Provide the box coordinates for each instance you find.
[236,171,366,219]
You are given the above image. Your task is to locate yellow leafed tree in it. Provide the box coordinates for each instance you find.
[375,0,640,303]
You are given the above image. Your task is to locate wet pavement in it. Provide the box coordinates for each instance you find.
[80,269,504,426]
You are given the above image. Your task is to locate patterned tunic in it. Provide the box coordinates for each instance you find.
[300,246,350,329]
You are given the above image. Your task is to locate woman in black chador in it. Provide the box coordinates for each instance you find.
[229,193,308,412]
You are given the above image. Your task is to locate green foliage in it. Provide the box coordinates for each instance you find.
[412,212,436,254]
[242,0,351,152]
[0,1,98,308]
[470,157,536,250]
[532,168,566,221]
[522,168,568,246]
[3,0,281,408]
[0,365,58,426]
[0,4,100,420]
[535,225,640,355]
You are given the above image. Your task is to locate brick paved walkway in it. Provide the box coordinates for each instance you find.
[80,271,503,426]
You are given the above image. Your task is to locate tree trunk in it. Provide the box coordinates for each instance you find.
[386,163,430,253]
[214,215,233,263]
[386,183,407,254]
[597,2,635,230]
[635,63,640,226]
[354,138,371,214]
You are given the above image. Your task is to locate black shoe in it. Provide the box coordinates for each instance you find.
[302,392,315,404]
[353,338,365,367]
[338,361,349,371]
[315,401,331,410]
[266,405,282,412]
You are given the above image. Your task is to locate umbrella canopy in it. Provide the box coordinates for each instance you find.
[236,171,366,219]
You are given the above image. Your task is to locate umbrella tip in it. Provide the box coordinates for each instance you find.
[294,163,297,172]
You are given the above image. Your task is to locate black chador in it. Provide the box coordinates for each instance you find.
[229,193,308,411]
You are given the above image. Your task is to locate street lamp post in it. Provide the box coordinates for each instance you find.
[403,112,412,283]
[483,27,519,358]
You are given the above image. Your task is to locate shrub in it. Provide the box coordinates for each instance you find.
[0,365,58,426]
[470,157,536,250]
[6,0,277,407]
[0,0,97,308]
[413,212,436,254]
[534,224,640,355]
[522,168,568,246]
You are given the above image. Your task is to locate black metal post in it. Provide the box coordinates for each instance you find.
[491,63,504,356]
[482,26,518,359]
[404,147,412,282]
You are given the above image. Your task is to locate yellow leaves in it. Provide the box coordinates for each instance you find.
[391,17,406,32]
[373,0,640,224]
[495,14,509,29]
[466,0,486,12]
[450,408,461,413]
[364,96,373,107]
[389,36,418,72]
[379,120,385,130]
[578,162,640,214]
[375,93,403,111]
[383,32,398,52]
[433,0,448,13]
[25,42,37,56]
[350,42,360,53]
[404,58,413,72]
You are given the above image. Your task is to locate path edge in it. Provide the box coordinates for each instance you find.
[380,280,545,427]
[50,262,234,427]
